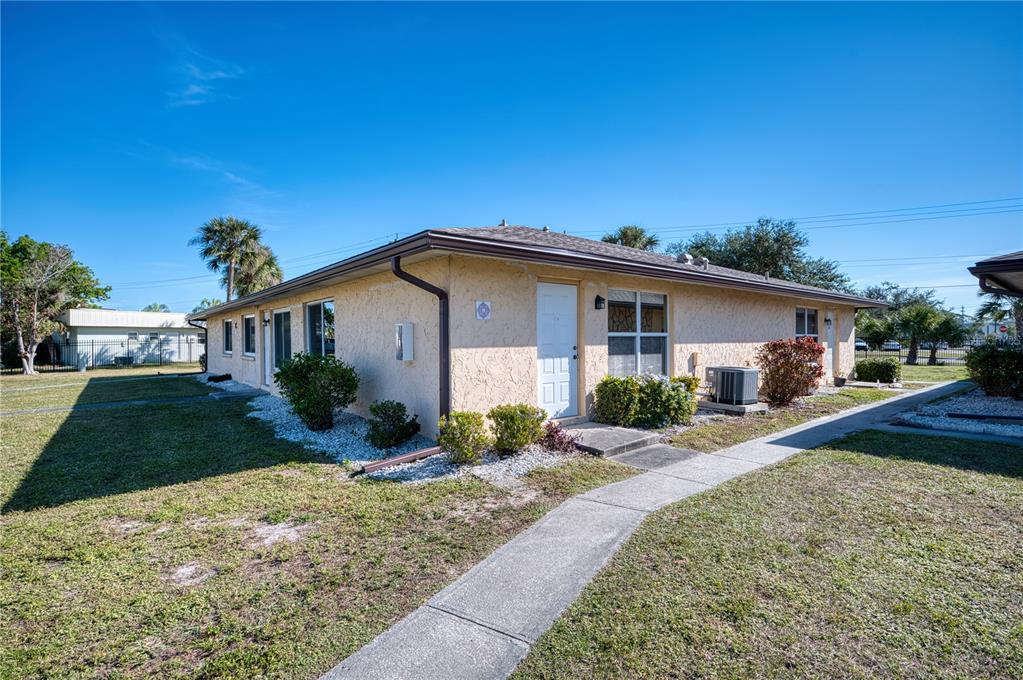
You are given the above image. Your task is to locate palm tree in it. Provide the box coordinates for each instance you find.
[927,312,973,365]
[141,302,170,312]
[601,225,660,251]
[189,216,261,301]
[975,291,1022,338]
[226,243,283,298]
[896,303,941,365]
[856,311,896,350]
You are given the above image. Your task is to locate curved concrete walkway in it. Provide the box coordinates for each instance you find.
[323,381,973,680]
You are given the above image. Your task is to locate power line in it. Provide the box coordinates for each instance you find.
[567,204,1022,237]
[566,196,1021,234]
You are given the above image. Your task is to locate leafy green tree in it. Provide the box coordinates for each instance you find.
[141,302,170,312]
[666,218,852,292]
[860,281,939,315]
[896,303,942,365]
[975,291,1022,338]
[601,225,660,251]
[224,243,283,298]
[0,232,109,374]
[189,216,261,301]
[191,298,223,314]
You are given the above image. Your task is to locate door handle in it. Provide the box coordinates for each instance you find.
[573,354,577,360]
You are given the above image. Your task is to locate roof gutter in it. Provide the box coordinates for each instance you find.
[390,255,450,418]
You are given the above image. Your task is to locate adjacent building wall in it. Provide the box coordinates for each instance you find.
[445,254,859,418]
[205,257,446,433]
[206,252,859,435]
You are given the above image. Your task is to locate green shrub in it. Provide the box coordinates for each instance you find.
[755,337,825,406]
[671,374,701,395]
[854,357,901,383]
[487,403,546,454]
[437,411,490,465]
[365,400,421,449]
[965,342,1023,398]
[594,374,696,428]
[199,352,207,373]
[274,352,359,431]
[593,375,641,426]
[636,375,696,428]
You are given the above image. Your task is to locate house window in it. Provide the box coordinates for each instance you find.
[223,320,233,353]
[273,310,291,369]
[243,315,256,355]
[149,332,159,341]
[796,307,819,340]
[306,300,335,356]
[127,332,138,341]
[607,289,668,376]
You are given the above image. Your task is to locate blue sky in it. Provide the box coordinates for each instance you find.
[2,2,1020,314]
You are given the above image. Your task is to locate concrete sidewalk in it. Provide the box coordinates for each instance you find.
[323,381,969,680]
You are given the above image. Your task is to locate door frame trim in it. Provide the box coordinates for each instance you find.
[536,281,580,419]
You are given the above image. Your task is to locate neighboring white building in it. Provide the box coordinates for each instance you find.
[55,308,205,367]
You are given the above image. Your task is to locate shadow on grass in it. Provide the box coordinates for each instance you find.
[2,379,322,513]
[825,429,1023,479]
[744,381,1022,479]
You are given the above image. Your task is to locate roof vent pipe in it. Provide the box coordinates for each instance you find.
[693,255,710,269]
[677,252,694,265]
[500,219,508,227]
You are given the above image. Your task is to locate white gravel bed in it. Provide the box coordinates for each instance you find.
[245,394,435,466]
[369,444,577,485]
[897,388,1023,438]
[193,373,257,392]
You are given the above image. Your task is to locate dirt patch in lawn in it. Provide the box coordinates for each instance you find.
[248,520,316,548]
[164,561,218,587]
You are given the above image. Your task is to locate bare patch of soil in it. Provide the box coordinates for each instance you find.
[247,521,315,548]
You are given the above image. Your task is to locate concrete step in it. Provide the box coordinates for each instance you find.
[608,443,702,470]
[566,422,661,457]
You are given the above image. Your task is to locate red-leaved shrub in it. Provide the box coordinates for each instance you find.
[755,337,825,406]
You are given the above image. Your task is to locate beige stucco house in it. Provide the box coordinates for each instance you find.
[189,226,883,435]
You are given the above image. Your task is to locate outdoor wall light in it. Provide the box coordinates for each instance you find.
[262,317,270,327]
[824,316,833,327]
[595,295,606,310]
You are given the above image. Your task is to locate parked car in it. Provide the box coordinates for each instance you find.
[920,341,949,350]
[855,339,869,351]
[881,340,902,351]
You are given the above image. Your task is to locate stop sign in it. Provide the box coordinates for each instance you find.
[999,325,1009,333]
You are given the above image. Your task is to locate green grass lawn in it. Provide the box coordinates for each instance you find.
[672,387,900,453]
[1,374,213,410]
[514,431,1023,679]
[0,390,635,678]
[899,364,970,382]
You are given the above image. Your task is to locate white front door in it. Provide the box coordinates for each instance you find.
[262,312,271,386]
[537,282,578,418]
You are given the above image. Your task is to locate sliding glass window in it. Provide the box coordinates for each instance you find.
[306,301,335,356]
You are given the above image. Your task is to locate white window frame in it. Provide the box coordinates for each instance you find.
[127,332,138,341]
[607,289,670,376]
[305,298,336,356]
[272,307,292,371]
[796,307,819,341]
[243,315,256,356]
[223,319,233,355]
[148,332,160,341]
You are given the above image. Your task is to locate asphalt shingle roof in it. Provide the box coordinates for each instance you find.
[436,225,872,302]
